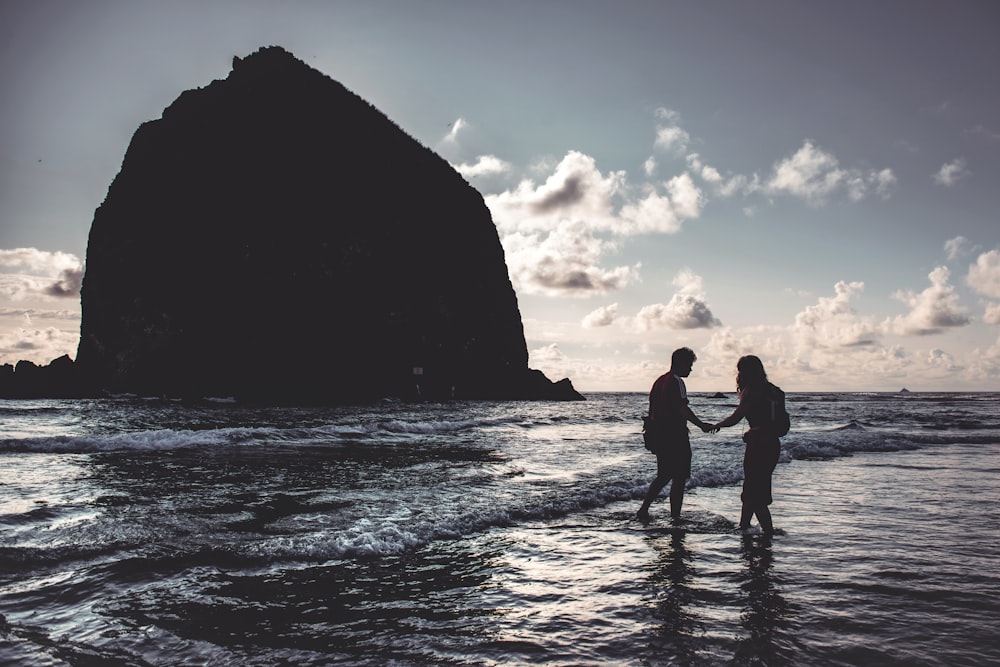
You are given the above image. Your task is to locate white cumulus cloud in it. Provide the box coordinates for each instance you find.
[793,280,881,349]
[501,221,639,297]
[653,107,690,153]
[634,296,720,331]
[615,173,705,236]
[485,150,706,297]
[632,270,720,331]
[927,348,960,371]
[486,151,623,234]
[530,342,565,363]
[453,154,512,178]
[888,266,971,335]
[766,141,895,204]
[984,302,1000,325]
[654,126,690,153]
[933,158,970,186]
[582,303,619,328]
[686,154,759,198]
[966,249,1000,298]
[0,248,84,300]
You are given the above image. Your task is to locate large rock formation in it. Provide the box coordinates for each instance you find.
[70,46,582,403]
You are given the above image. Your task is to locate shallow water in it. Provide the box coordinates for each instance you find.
[1,392,998,665]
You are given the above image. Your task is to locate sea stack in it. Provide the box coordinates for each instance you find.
[74,46,582,403]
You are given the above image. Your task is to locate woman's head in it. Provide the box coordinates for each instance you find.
[736,355,768,391]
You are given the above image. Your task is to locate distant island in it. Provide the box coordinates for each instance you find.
[1,46,582,403]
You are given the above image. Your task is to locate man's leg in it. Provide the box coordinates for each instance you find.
[637,474,668,521]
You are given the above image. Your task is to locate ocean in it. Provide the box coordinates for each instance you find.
[1,391,998,666]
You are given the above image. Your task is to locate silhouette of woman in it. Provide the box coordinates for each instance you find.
[713,355,784,534]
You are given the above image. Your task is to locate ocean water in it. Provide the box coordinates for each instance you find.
[1,391,998,666]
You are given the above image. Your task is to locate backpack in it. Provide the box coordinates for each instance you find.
[767,383,791,437]
[641,416,665,451]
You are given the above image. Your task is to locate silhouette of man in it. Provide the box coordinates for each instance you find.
[637,347,714,524]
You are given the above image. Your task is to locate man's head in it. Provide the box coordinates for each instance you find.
[670,347,697,377]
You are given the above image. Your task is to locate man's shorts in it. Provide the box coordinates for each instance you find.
[654,439,692,480]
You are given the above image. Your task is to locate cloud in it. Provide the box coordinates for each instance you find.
[43,268,84,297]
[485,151,705,296]
[666,173,702,219]
[634,296,721,330]
[653,107,690,153]
[442,117,468,144]
[486,151,623,234]
[614,173,705,235]
[793,280,881,349]
[966,335,1000,382]
[671,269,704,294]
[766,142,843,202]
[704,326,765,360]
[944,236,973,261]
[689,158,723,184]
[0,326,79,365]
[984,302,1000,326]
[927,348,960,372]
[529,342,565,363]
[453,154,511,178]
[686,154,759,198]
[0,308,79,321]
[654,126,690,153]
[582,303,619,328]
[0,248,81,274]
[869,168,898,199]
[632,270,721,331]
[501,221,639,296]
[963,327,1000,380]
[933,158,969,186]
[765,141,895,204]
[888,266,971,335]
[0,248,84,301]
[966,249,1000,298]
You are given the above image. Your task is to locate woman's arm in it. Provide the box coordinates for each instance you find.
[713,394,747,429]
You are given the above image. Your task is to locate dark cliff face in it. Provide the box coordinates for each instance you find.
[74,46,581,402]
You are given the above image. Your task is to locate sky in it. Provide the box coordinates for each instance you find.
[1,0,999,393]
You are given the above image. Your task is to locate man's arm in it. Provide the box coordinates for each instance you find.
[682,404,715,432]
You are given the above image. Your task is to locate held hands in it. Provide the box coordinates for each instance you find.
[700,423,720,434]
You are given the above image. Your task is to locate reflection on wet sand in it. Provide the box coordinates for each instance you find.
[645,530,700,664]
[641,524,792,666]
[736,533,790,665]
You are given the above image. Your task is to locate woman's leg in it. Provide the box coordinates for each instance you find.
[669,476,686,521]
[755,505,774,534]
